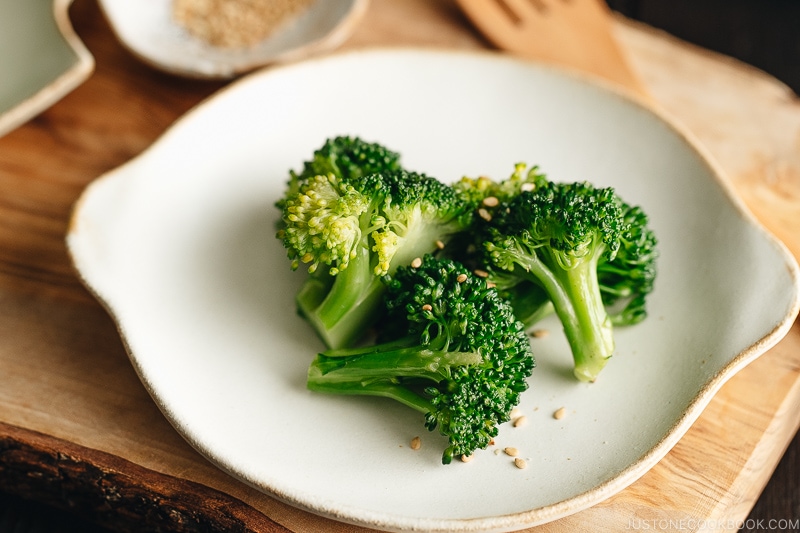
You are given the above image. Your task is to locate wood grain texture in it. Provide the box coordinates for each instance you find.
[0,0,798,531]
[456,0,650,97]
[0,422,289,533]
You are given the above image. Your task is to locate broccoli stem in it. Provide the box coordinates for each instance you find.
[307,339,483,411]
[517,247,614,382]
[296,243,386,349]
[307,375,436,414]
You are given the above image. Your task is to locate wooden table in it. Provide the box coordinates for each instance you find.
[1,1,799,531]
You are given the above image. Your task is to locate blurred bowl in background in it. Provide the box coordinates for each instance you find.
[0,0,94,138]
[97,0,370,79]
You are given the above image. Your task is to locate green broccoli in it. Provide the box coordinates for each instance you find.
[450,163,657,380]
[482,178,629,383]
[447,164,555,331]
[277,156,473,349]
[278,135,403,209]
[307,255,535,464]
[597,200,658,326]
[452,162,547,211]
[486,200,658,334]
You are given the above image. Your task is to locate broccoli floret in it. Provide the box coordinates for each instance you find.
[452,162,547,212]
[598,201,658,326]
[295,135,402,183]
[483,178,626,383]
[491,206,658,332]
[446,163,547,274]
[453,163,657,346]
[277,167,472,349]
[307,255,535,464]
[279,136,403,208]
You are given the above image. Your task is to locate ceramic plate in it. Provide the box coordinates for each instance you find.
[0,0,94,137]
[97,0,369,79]
[67,49,800,532]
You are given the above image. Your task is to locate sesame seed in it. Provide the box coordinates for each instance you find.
[410,436,421,450]
[461,454,474,463]
[456,273,468,283]
[411,257,422,268]
[530,329,549,339]
[553,407,567,420]
[514,457,528,469]
[473,269,489,278]
[435,240,445,249]
[482,196,499,207]
[478,208,492,221]
[513,416,528,428]
[520,183,536,192]
[422,304,433,312]
[504,447,519,457]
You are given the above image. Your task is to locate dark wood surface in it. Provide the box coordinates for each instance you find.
[608,0,800,95]
[0,1,798,531]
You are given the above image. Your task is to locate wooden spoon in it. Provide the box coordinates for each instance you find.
[455,0,649,99]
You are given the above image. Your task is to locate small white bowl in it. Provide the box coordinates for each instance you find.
[0,0,94,138]
[97,0,370,79]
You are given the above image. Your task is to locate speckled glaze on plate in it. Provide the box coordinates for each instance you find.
[0,0,94,137]
[96,0,369,78]
[67,49,800,532]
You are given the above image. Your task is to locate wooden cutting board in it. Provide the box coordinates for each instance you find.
[1,1,798,531]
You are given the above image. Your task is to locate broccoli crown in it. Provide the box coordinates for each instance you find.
[276,160,474,349]
[279,170,471,276]
[482,179,625,382]
[294,135,403,184]
[453,162,547,212]
[487,180,624,267]
[598,201,658,325]
[307,255,535,464]
[444,163,549,275]
[279,173,371,274]
[276,136,403,214]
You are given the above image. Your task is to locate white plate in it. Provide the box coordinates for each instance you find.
[0,0,94,137]
[67,49,800,532]
[97,0,369,79]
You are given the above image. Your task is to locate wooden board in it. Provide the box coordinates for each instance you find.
[1,1,798,531]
